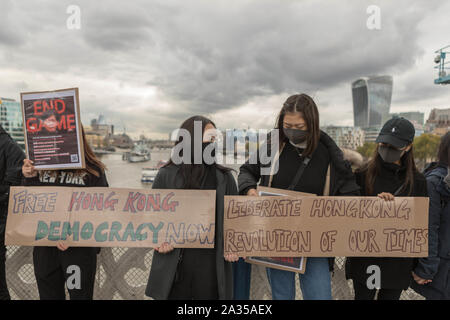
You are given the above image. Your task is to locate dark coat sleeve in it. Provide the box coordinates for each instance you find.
[0,139,25,202]
[225,171,239,196]
[151,168,168,189]
[238,152,261,195]
[334,166,360,197]
[414,175,441,280]
[92,171,109,187]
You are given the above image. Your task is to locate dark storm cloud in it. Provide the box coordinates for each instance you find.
[0,0,446,135]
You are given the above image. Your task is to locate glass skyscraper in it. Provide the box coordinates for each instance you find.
[352,76,393,128]
[0,97,25,150]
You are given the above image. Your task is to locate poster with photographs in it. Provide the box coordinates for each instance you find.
[21,88,85,170]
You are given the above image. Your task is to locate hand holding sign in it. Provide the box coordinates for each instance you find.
[412,271,432,285]
[224,253,240,262]
[56,241,69,251]
[22,159,38,178]
[377,192,395,201]
[155,242,174,253]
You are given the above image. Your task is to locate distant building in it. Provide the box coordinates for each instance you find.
[0,97,25,150]
[108,133,134,149]
[387,113,425,137]
[91,115,114,136]
[322,126,365,150]
[389,111,424,125]
[352,76,393,128]
[425,108,450,136]
[362,126,382,143]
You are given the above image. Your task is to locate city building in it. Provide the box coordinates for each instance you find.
[322,126,365,150]
[0,97,25,150]
[362,127,382,143]
[386,113,425,137]
[352,75,393,128]
[425,108,450,136]
[91,116,114,136]
[389,111,425,125]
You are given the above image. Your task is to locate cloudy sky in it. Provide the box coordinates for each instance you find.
[1,0,449,139]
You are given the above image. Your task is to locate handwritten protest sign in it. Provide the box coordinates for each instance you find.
[6,187,216,248]
[21,88,85,169]
[250,187,311,273]
[224,196,429,257]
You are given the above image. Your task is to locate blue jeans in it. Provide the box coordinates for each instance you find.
[233,258,252,300]
[266,257,332,300]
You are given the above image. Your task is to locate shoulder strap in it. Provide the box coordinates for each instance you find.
[393,183,406,196]
[287,156,311,190]
[323,165,331,196]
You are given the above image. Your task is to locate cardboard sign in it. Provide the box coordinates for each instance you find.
[246,256,306,274]
[6,187,216,248]
[224,196,429,257]
[21,88,85,169]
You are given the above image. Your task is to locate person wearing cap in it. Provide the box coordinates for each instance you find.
[345,117,428,300]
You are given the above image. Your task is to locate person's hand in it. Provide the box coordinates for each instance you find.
[412,271,432,285]
[56,242,69,251]
[377,192,395,201]
[247,188,258,196]
[155,242,174,254]
[224,253,240,262]
[22,159,38,178]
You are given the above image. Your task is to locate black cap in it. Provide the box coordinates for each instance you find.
[375,117,415,149]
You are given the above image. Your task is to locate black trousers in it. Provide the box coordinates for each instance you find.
[33,246,98,300]
[0,221,10,300]
[168,248,218,300]
[353,280,403,300]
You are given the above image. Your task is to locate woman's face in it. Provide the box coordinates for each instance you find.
[203,123,217,143]
[377,143,412,163]
[43,115,58,132]
[283,112,308,131]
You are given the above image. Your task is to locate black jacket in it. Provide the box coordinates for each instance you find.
[238,131,360,270]
[0,126,25,220]
[411,163,450,299]
[345,158,428,290]
[145,164,238,300]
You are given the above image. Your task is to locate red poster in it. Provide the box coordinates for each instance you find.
[21,88,85,169]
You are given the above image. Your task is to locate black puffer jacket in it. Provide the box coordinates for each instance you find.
[0,125,25,220]
[238,130,360,270]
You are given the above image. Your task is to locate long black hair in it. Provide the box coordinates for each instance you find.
[165,115,232,189]
[275,94,320,157]
[364,144,418,196]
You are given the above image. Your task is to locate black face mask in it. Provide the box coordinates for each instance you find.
[283,128,308,145]
[378,145,404,163]
[202,142,216,164]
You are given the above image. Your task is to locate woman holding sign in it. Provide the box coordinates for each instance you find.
[22,127,108,300]
[345,117,428,300]
[237,94,360,300]
[145,116,239,300]
[411,132,450,300]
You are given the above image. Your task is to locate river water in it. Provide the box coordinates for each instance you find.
[98,150,242,188]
